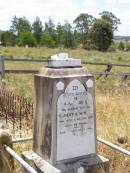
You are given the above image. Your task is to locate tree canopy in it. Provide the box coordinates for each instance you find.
[0,11,121,51]
[18,31,36,47]
[40,34,55,48]
[73,13,94,44]
[90,19,113,51]
[99,11,121,32]
[0,31,15,46]
[32,17,43,44]
[10,16,32,36]
[63,21,77,48]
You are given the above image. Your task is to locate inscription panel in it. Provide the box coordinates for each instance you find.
[56,79,95,161]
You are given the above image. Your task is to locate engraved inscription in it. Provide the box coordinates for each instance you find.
[57,79,95,161]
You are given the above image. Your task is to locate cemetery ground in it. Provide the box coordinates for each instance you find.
[1,46,130,172]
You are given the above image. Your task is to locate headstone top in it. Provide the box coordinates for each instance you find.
[48,53,82,68]
[51,53,69,60]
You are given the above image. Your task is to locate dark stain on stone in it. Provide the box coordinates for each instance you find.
[42,118,52,159]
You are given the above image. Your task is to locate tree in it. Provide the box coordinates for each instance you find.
[63,21,77,48]
[44,17,56,41]
[99,11,121,32]
[18,31,36,47]
[73,29,81,45]
[10,16,32,36]
[73,13,94,44]
[56,23,64,46]
[118,41,125,51]
[90,19,113,51]
[32,17,43,44]
[0,31,15,46]
[40,34,55,48]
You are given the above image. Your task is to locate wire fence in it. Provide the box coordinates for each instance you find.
[0,89,34,137]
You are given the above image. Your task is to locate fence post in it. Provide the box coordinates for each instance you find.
[0,56,5,79]
[0,125,13,173]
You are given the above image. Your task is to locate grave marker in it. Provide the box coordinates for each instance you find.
[23,53,109,173]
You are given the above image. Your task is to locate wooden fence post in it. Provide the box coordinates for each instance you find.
[0,56,5,79]
[0,125,13,173]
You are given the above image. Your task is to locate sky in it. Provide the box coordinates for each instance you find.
[0,0,130,36]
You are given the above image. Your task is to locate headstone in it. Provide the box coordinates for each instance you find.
[33,53,96,163]
[25,44,29,48]
[56,79,95,161]
[23,53,109,173]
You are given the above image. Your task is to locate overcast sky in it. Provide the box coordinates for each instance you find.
[0,0,130,36]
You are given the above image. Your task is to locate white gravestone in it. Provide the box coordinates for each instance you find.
[57,79,95,161]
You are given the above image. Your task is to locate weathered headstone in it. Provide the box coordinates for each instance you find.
[23,53,109,173]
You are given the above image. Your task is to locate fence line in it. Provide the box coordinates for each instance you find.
[4,69,130,78]
[12,137,32,143]
[5,145,38,173]
[0,89,33,135]
[5,57,130,67]
[97,137,130,157]
[5,69,38,74]
[5,58,49,62]
[82,60,130,67]
[1,135,130,173]
[12,136,130,157]
[4,58,130,77]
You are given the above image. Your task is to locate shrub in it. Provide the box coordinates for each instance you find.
[108,42,116,52]
[40,34,55,48]
[126,43,130,51]
[118,41,124,51]
[83,41,96,50]
[0,31,15,46]
[18,31,37,47]
[90,19,113,51]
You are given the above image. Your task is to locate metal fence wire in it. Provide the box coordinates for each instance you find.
[0,89,34,137]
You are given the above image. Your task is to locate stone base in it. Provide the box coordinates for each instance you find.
[22,151,109,173]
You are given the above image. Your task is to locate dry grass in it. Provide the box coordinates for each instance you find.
[13,142,32,173]
[96,91,130,141]
[96,89,130,173]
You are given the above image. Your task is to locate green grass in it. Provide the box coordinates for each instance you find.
[0,46,130,63]
[2,46,130,76]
